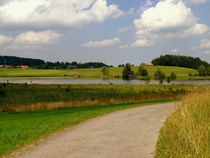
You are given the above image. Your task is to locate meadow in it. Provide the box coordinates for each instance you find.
[155,90,209,158]
[0,83,193,112]
[0,100,174,157]
[0,66,198,80]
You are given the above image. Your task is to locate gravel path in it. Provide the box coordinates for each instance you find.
[11,102,177,158]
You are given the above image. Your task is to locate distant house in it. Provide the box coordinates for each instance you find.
[0,65,13,69]
[16,65,29,69]
[144,63,154,66]
[68,65,77,69]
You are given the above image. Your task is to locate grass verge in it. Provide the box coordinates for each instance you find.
[155,91,209,158]
[0,99,175,157]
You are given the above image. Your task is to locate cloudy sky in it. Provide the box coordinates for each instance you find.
[0,0,209,66]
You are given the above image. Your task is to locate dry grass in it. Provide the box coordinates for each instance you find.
[155,90,210,158]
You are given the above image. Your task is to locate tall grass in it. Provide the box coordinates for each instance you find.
[155,90,209,158]
[0,84,193,111]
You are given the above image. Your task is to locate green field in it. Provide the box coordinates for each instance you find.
[0,66,198,80]
[0,100,174,157]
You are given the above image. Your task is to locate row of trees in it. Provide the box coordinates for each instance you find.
[0,55,110,69]
[121,63,177,84]
[198,65,210,76]
[152,54,209,69]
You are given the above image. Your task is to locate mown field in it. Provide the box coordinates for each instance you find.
[155,90,209,158]
[0,83,194,112]
[0,66,198,80]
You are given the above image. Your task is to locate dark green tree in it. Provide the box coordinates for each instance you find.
[154,69,166,84]
[122,63,134,80]
[206,67,210,76]
[166,76,171,83]
[170,72,177,80]
[198,65,207,76]
[138,64,148,76]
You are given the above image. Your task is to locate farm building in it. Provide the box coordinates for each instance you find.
[16,65,29,69]
[144,63,154,66]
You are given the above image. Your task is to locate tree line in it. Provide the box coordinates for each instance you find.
[152,54,209,69]
[0,55,109,69]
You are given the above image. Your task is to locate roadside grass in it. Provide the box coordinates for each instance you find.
[0,84,194,111]
[0,66,197,80]
[155,90,209,158]
[0,99,175,157]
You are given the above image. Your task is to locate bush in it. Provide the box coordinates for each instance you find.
[154,69,166,84]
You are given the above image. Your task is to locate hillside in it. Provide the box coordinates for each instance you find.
[0,66,197,80]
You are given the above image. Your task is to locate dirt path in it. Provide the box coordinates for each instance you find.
[10,102,178,158]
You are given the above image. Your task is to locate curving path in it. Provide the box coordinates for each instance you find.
[10,102,178,158]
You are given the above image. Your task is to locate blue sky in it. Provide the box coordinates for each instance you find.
[0,0,209,66]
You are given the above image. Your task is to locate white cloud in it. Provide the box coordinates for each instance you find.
[200,39,210,49]
[117,26,133,33]
[118,44,130,49]
[82,37,120,48]
[131,39,154,47]
[191,0,207,4]
[204,50,210,54]
[134,0,209,41]
[0,30,61,51]
[0,35,13,45]
[15,30,61,44]
[0,0,123,30]
[170,49,180,53]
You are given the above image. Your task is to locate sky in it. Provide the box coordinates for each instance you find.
[0,0,209,66]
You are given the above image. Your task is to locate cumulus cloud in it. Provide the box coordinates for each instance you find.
[170,49,181,53]
[199,39,210,49]
[82,37,120,48]
[191,0,207,4]
[131,39,154,47]
[15,30,61,44]
[117,26,133,33]
[134,0,209,42]
[0,30,61,50]
[0,35,13,45]
[204,50,210,54]
[0,0,123,30]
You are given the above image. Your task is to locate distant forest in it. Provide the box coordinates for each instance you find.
[0,56,110,69]
[152,54,210,69]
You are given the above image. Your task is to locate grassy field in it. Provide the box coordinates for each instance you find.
[0,100,175,157]
[0,66,198,80]
[0,84,194,112]
[155,90,209,158]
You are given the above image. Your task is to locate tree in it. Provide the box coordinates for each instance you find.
[144,75,151,84]
[101,67,109,79]
[170,72,177,81]
[138,63,148,76]
[152,54,210,69]
[154,69,166,84]
[166,76,171,83]
[198,65,207,76]
[122,63,134,80]
[206,67,210,76]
